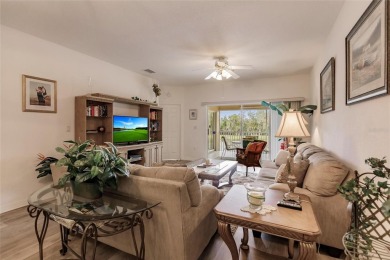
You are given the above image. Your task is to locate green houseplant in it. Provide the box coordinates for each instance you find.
[35,153,58,178]
[260,101,317,116]
[338,157,390,258]
[56,140,129,198]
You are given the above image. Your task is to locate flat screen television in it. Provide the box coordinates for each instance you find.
[113,115,149,144]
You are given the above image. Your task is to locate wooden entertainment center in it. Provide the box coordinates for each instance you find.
[75,93,163,167]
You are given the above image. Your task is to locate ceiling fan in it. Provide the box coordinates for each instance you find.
[205,57,253,80]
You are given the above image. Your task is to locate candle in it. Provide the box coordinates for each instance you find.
[247,191,265,209]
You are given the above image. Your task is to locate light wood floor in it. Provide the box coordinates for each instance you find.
[0,206,342,260]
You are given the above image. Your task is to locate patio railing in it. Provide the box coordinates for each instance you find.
[219,130,269,150]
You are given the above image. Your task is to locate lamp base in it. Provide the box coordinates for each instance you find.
[283,192,300,203]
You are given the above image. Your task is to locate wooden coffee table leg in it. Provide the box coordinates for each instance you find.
[212,180,220,187]
[217,221,239,260]
[240,227,249,250]
[297,241,316,260]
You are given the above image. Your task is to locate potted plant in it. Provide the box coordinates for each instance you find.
[56,140,129,199]
[260,101,317,116]
[338,157,390,258]
[152,83,161,104]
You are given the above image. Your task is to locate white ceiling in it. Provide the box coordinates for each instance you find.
[1,0,344,86]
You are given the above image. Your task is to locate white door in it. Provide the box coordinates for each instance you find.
[162,104,181,160]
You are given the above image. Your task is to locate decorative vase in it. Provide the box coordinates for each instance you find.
[70,180,102,201]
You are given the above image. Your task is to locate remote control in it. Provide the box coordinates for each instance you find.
[277,200,302,211]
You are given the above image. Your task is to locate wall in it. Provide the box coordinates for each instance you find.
[0,26,156,213]
[310,0,390,173]
[161,73,311,160]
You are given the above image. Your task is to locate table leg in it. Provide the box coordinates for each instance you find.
[288,239,294,259]
[240,227,249,250]
[228,165,238,185]
[60,225,69,255]
[217,221,239,260]
[27,206,49,260]
[212,180,220,187]
[81,223,97,260]
[297,241,316,260]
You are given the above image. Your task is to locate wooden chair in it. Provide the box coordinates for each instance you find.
[236,140,267,176]
[221,136,240,158]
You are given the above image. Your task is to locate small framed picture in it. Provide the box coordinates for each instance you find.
[320,57,335,113]
[22,75,57,113]
[189,109,197,120]
[346,0,389,105]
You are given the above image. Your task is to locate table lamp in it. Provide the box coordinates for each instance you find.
[275,109,310,202]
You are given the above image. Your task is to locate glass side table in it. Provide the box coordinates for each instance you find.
[27,184,160,260]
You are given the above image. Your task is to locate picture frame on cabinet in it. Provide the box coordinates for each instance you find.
[22,75,57,113]
[189,109,197,120]
[320,57,335,113]
[346,0,389,105]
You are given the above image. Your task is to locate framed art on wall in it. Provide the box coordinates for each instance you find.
[320,57,335,113]
[346,0,389,105]
[189,109,197,120]
[22,75,57,113]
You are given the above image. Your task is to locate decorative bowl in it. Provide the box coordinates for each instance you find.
[244,182,267,210]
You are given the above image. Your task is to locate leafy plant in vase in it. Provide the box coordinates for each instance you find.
[152,83,161,104]
[56,140,129,199]
[338,157,390,258]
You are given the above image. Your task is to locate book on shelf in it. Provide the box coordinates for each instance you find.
[86,105,108,117]
[149,111,158,120]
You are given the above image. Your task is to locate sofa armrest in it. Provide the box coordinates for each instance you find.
[182,185,221,236]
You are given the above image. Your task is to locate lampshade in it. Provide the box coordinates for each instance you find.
[275,110,310,138]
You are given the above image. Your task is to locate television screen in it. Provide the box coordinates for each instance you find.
[113,116,149,144]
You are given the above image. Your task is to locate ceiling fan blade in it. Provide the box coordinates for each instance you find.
[205,71,217,80]
[225,69,240,79]
[229,65,254,70]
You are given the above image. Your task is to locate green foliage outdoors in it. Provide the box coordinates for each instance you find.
[219,109,268,134]
[56,140,129,192]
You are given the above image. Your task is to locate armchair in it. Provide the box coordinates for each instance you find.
[236,140,267,176]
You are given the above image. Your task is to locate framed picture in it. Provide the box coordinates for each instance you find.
[189,109,197,120]
[22,75,57,113]
[320,57,335,113]
[346,0,389,105]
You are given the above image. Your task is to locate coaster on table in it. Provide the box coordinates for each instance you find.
[240,205,276,215]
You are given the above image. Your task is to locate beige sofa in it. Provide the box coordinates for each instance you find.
[258,143,353,250]
[99,165,223,260]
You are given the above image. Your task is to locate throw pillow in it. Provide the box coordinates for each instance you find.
[275,164,288,183]
[274,150,289,166]
[275,158,310,187]
[303,159,350,196]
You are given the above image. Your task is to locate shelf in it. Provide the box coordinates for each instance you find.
[86,116,111,118]
[91,93,157,106]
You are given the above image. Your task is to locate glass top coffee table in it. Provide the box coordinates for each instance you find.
[27,184,160,260]
[192,159,238,188]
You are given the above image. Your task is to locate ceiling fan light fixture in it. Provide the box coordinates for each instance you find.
[221,69,232,79]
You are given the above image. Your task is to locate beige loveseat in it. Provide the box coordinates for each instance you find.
[99,165,223,260]
[258,143,353,250]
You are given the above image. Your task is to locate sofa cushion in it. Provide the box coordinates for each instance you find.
[131,165,202,206]
[301,146,324,159]
[275,158,309,187]
[274,150,289,166]
[303,159,349,196]
[245,142,266,155]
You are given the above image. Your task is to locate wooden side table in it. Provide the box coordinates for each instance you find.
[214,185,321,260]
